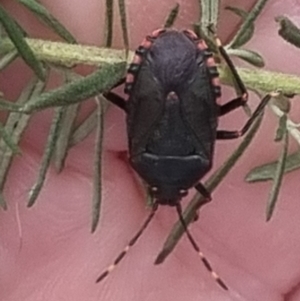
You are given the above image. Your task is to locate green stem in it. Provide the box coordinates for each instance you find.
[0,38,126,66]
[1,37,300,95]
[219,67,300,95]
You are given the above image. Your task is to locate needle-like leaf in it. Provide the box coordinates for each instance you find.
[1,62,125,113]
[276,16,300,49]
[0,4,45,80]
[225,6,254,49]
[245,151,300,183]
[200,0,220,35]
[0,78,46,192]
[118,0,129,54]
[18,0,77,43]
[164,3,179,28]
[104,0,113,47]
[226,48,264,67]
[266,119,288,221]
[91,96,105,233]
[28,107,64,207]
[227,0,270,49]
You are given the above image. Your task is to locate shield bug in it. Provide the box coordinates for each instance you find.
[97,28,273,290]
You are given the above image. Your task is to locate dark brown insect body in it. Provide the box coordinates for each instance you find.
[99,28,272,290]
[125,29,221,205]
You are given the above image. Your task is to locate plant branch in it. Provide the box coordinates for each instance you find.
[2,37,300,95]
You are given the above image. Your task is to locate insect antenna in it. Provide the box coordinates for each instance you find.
[175,203,228,290]
[96,202,159,283]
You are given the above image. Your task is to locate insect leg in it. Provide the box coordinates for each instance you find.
[192,183,212,222]
[218,96,248,116]
[217,92,278,139]
[194,182,212,203]
[175,203,228,290]
[104,91,128,112]
[96,203,158,283]
[208,29,249,116]
[102,77,128,112]
[211,30,279,138]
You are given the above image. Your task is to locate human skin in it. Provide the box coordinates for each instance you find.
[1,0,300,301]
